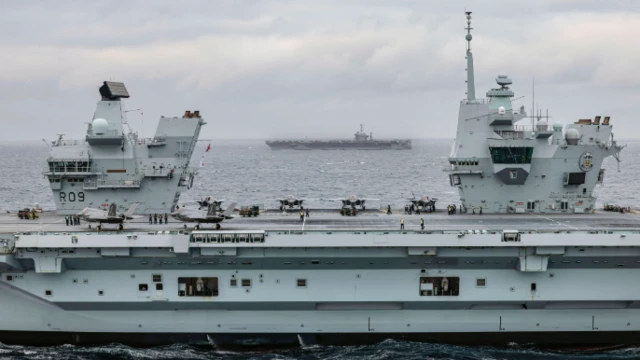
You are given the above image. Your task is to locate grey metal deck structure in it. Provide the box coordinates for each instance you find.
[2,210,639,233]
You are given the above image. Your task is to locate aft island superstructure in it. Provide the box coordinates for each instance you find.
[0,12,638,349]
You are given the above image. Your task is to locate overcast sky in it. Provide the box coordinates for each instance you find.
[1,0,639,141]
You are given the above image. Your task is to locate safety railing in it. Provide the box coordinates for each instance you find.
[87,129,121,137]
[83,178,142,190]
[549,192,594,199]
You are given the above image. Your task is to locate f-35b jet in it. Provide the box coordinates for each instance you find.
[408,195,437,212]
[196,195,225,211]
[77,203,140,231]
[171,202,237,230]
[331,195,379,210]
[277,195,305,211]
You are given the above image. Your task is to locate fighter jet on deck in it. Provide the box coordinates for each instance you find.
[171,202,237,230]
[277,195,305,211]
[77,203,140,231]
[408,195,437,212]
[196,195,225,211]
[331,195,379,210]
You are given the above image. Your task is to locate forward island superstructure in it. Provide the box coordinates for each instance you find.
[0,13,639,349]
[44,81,206,215]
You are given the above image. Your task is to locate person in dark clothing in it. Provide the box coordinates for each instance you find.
[387,205,392,215]
[149,214,152,224]
[164,213,168,223]
[159,216,163,224]
[420,217,424,230]
[305,208,310,217]
[65,216,69,226]
[300,210,305,222]
[154,214,158,224]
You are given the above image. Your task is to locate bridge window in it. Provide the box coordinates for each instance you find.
[489,147,533,164]
[178,277,219,297]
[48,161,92,173]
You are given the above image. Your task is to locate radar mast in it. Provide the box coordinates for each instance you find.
[465,11,476,101]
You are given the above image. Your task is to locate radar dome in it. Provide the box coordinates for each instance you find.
[497,106,506,115]
[536,119,548,131]
[553,122,563,132]
[92,118,108,135]
[565,128,580,145]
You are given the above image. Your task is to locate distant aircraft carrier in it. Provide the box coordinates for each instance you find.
[266,124,412,150]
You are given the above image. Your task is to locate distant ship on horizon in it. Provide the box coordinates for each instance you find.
[265,124,412,150]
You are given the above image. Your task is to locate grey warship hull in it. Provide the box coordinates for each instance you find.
[2,210,640,348]
[266,139,412,150]
[3,12,637,350]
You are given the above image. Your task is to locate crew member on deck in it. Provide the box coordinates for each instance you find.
[420,217,424,230]
[400,217,404,230]
[149,214,152,224]
[300,210,304,222]
[306,208,310,218]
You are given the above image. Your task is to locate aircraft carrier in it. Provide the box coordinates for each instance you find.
[0,12,637,348]
[266,124,412,150]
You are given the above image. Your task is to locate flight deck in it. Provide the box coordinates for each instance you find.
[2,209,640,234]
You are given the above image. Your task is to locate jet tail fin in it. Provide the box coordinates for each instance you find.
[206,203,216,217]
[124,203,138,218]
[107,203,117,217]
[222,202,237,217]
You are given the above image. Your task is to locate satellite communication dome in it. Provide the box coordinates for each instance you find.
[92,118,109,135]
[536,119,548,131]
[565,128,580,145]
[553,122,563,131]
[497,106,506,115]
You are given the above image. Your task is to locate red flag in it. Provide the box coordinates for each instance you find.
[206,144,211,152]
